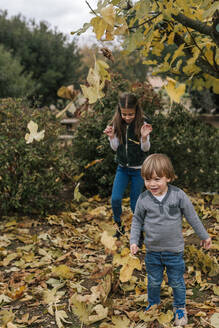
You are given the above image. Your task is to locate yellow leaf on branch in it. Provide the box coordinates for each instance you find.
[100,5,115,26]
[91,16,108,40]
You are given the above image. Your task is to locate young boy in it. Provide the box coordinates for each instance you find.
[130,153,211,326]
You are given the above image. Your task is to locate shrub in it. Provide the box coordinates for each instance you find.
[0,98,75,215]
[72,77,219,197]
[149,104,219,191]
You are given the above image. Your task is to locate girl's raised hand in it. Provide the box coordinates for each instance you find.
[104,125,114,139]
[141,123,152,139]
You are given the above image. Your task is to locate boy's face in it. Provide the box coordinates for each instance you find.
[144,172,170,196]
[120,108,136,124]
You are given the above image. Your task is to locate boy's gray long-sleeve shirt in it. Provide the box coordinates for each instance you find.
[130,185,209,253]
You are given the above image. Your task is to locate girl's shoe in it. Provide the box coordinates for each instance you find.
[173,307,188,326]
[113,225,125,239]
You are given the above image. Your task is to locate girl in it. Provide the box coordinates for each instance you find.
[104,92,152,238]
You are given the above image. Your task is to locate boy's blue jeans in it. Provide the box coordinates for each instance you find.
[111,165,144,224]
[145,251,186,308]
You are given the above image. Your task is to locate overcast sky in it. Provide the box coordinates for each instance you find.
[0,0,99,45]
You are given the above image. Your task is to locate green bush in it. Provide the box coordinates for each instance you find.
[150,104,219,191]
[0,98,76,215]
[72,76,219,197]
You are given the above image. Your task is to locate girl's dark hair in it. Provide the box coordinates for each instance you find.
[111,92,144,143]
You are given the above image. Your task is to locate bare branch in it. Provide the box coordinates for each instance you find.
[85,1,98,17]
[128,12,161,30]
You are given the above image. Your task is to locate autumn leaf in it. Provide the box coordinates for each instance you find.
[80,58,110,104]
[213,285,219,296]
[6,323,17,328]
[0,309,15,326]
[0,294,12,305]
[113,250,142,282]
[57,85,76,100]
[164,77,186,104]
[25,120,45,144]
[52,264,74,279]
[85,159,104,169]
[210,313,219,328]
[90,206,108,218]
[74,183,86,202]
[100,5,115,26]
[91,16,108,40]
[55,310,71,328]
[88,304,108,324]
[101,231,117,252]
[158,310,173,324]
[43,288,65,306]
[71,296,93,324]
[111,315,130,327]
[119,255,142,282]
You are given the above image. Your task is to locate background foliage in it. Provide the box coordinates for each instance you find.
[0,98,76,215]
[76,0,219,92]
[0,10,84,105]
[72,75,219,197]
[0,44,36,98]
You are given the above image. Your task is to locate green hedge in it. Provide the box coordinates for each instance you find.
[0,98,75,215]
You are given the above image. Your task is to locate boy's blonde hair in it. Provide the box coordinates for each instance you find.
[141,153,176,181]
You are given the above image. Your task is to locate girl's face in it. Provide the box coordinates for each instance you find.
[144,172,170,196]
[120,108,136,124]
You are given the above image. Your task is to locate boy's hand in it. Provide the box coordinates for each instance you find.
[200,237,212,249]
[130,244,138,255]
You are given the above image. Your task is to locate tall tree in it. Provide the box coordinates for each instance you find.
[0,44,36,98]
[74,0,219,98]
[0,10,83,104]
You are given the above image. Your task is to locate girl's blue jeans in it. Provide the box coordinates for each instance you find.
[111,165,144,224]
[145,251,186,308]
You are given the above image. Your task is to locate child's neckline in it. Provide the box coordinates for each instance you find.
[149,185,171,204]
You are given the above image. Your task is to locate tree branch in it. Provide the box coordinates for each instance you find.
[172,13,212,35]
[174,32,219,79]
[85,1,98,17]
[172,12,219,48]
[128,12,161,30]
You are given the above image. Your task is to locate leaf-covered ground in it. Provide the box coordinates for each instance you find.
[0,192,219,328]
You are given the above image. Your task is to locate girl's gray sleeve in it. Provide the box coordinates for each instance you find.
[130,196,145,245]
[180,190,209,240]
[109,136,119,151]
[141,135,150,152]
